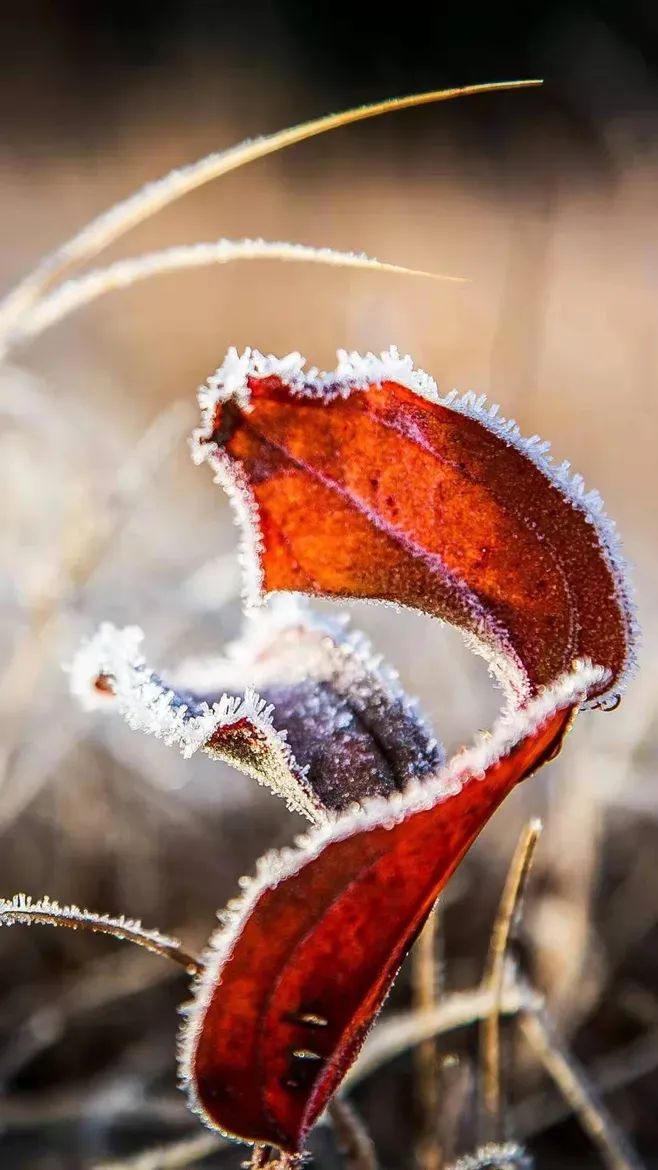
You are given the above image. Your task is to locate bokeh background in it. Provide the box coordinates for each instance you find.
[1,3,657,1168]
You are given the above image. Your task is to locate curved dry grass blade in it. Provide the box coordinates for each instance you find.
[519,1007,646,1170]
[94,1132,224,1170]
[0,894,201,974]
[346,985,543,1088]
[0,79,541,346]
[413,906,444,1169]
[480,820,542,1137]
[329,1097,379,1170]
[10,240,460,349]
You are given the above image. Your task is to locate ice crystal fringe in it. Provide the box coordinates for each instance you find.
[446,1143,533,1170]
[0,893,184,961]
[67,621,298,783]
[192,346,638,707]
[69,601,441,818]
[177,659,604,1122]
[69,623,230,757]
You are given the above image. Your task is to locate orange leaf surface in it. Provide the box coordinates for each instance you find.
[193,348,635,708]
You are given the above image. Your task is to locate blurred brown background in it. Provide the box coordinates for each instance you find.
[0,3,657,1168]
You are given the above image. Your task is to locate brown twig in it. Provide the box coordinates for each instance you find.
[480,820,542,1139]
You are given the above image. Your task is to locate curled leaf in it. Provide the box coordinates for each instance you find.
[192,348,636,708]
[69,602,442,818]
[179,660,603,1152]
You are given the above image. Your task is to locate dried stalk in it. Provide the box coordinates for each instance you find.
[480,820,542,1137]
[413,904,445,1169]
[95,1131,223,1170]
[329,1096,379,1170]
[0,79,540,351]
[0,894,201,974]
[519,1007,645,1170]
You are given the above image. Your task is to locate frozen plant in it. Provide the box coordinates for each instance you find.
[0,79,644,1170]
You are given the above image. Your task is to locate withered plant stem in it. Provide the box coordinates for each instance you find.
[329,1096,379,1170]
[413,903,445,1169]
[0,79,540,352]
[480,820,542,1138]
[0,898,202,975]
[519,1006,646,1170]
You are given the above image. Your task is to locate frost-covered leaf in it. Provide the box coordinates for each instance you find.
[69,601,442,819]
[193,347,636,708]
[179,660,602,1152]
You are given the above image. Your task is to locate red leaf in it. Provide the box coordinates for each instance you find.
[182,346,637,1151]
[193,348,636,708]
[180,662,601,1151]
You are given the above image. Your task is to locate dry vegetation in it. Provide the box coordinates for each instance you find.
[0,77,657,1169]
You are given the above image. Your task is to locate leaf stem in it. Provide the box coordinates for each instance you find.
[0,894,202,975]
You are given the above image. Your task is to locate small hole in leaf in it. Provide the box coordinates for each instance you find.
[210,399,241,447]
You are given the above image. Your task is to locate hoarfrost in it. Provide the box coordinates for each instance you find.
[0,892,182,955]
[69,601,442,818]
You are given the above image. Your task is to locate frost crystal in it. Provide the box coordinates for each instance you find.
[68,623,234,757]
[0,893,182,956]
[447,1143,532,1170]
[69,601,442,819]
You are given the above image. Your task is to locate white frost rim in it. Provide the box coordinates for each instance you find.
[67,601,442,818]
[173,595,441,763]
[67,622,279,759]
